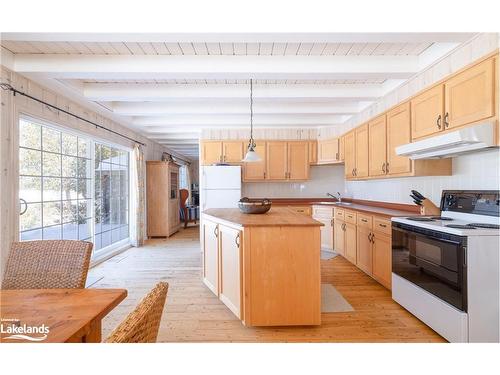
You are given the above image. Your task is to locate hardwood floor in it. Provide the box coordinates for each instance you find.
[88,225,445,342]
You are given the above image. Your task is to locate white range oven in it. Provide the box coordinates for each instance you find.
[391,190,500,343]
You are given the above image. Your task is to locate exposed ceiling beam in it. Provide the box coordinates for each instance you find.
[82,83,389,102]
[111,101,364,116]
[134,114,348,126]
[12,54,420,80]
[0,32,477,44]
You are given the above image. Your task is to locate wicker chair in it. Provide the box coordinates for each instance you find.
[2,240,93,290]
[105,282,169,343]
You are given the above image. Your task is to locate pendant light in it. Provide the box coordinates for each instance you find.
[242,79,261,162]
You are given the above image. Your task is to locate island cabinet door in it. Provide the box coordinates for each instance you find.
[202,220,219,296]
[219,225,242,319]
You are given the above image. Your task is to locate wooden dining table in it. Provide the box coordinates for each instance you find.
[0,288,127,343]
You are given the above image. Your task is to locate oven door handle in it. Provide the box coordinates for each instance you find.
[393,226,463,247]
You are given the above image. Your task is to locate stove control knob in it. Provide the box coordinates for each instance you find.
[446,195,456,207]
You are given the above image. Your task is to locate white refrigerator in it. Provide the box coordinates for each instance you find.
[200,165,242,210]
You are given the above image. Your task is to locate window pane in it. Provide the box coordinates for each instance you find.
[78,218,91,240]
[100,145,111,162]
[120,225,129,241]
[43,202,61,226]
[62,200,78,223]
[21,229,42,241]
[42,127,61,153]
[43,177,61,201]
[78,138,90,158]
[120,150,129,166]
[101,230,111,248]
[112,228,121,242]
[62,155,77,177]
[20,120,41,149]
[94,144,101,168]
[20,176,41,202]
[62,133,78,156]
[77,158,90,179]
[78,178,91,199]
[110,197,120,229]
[62,221,78,240]
[94,171,101,200]
[19,148,41,176]
[43,225,62,240]
[20,203,42,231]
[62,178,78,200]
[94,233,102,251]
[78,199,92,221]
[43,152,61,176]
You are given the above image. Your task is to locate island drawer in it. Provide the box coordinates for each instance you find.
[344,210,357,224]
[289,205,312,216]
[373,216,391,235]
[357,213,373,229]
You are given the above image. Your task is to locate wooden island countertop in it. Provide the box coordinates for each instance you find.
[202,207,324,227]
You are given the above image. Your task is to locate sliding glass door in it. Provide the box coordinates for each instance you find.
[18,116,130,255]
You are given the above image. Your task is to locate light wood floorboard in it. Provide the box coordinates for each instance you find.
[88,225,445,342]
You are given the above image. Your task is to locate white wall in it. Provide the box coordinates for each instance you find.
[242,165,345,198]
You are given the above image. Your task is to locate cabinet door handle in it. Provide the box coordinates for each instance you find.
[437,114,442,129]
[371,233,375,243]
[352,168,355,176]
[263,172,266,179]
[214,226,218,238]
[444,112,450,128]
[368,233,372,242]
[335,152,339,160]
[235,233,240,248]
[330,218,334,226]
[382,162,386,173]
[385,162,389,174]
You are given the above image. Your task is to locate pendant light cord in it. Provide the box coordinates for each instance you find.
[249,78,255,148]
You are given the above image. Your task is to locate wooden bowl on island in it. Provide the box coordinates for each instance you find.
[238,197,272,214]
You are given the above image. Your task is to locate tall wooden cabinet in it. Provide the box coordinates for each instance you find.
[146,161,181,238]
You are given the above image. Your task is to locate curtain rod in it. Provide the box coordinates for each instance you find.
[1,82,147,147]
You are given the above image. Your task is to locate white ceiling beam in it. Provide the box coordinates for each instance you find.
[1,32,477,44]
[12,54,420,80]
[83,83,387,101]
[135,114,348,127]
[111,101,363,116]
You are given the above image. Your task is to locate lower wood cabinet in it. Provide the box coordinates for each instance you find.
[333,208,392,290]
[312,206,333,251]
[218,224,242,318]
[202,219,219,295]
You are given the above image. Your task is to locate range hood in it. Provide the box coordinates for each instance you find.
[396,121,496,160]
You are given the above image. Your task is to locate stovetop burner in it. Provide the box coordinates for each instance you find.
[468,223,500,229]
[406,217,435,222]
[446,224,477,229]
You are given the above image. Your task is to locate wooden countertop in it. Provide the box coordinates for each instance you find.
[202,207,324,227]
[254,197,420,218]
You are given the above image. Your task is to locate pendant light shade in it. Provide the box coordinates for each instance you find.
[242,79,261,162]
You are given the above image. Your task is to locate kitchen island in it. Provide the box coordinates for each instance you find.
[201,207,323,327]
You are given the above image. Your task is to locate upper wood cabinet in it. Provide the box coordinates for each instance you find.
[344,131,356,179]
[201,141,244,165]
[242,141,267,181]
[266,141,288,180]
[444,58,495,130]
[201,141,223,165]
[339,136,345,162]
[355,124,369,178]
[386,102,412,175]
[288,141,310,180]
[317,138,340,164]
[368,115,387,177]
[309,141,318,165]
[223,141,244,163]
[411,84,444,140]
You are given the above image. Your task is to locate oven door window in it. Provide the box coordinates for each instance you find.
[392,226,466,311]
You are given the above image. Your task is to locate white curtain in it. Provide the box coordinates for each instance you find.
[130,144,146,247]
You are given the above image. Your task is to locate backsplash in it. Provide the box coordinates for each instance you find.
[243,164,345,198]
[346,149,500,206]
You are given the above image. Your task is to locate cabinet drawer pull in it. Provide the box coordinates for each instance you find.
[437,114,442,129]
[361,218,368,223]
[235,233,240,248]
[379,223,387,228]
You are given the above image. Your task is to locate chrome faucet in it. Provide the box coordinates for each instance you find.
[327,192,342,203]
